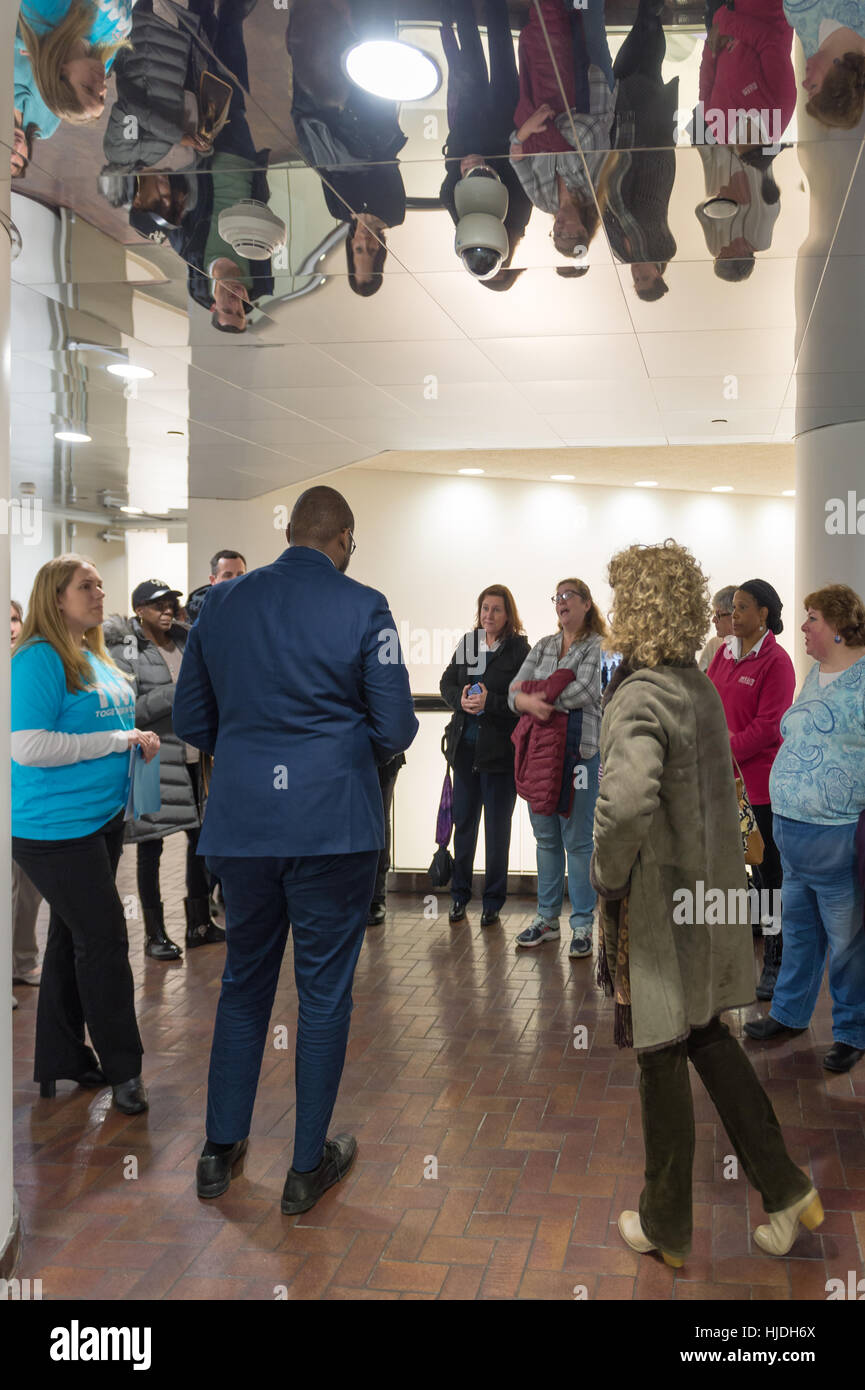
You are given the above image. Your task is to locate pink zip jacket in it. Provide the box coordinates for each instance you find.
[706,629,796,805]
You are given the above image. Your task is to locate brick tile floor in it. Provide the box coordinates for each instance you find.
[10,837,865,1301]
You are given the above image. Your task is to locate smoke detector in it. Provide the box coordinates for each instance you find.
[217,200,286,261]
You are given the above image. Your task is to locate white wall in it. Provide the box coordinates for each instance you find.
[190,467,795,869]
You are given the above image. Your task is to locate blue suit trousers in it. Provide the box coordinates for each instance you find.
[205,849,378,1170]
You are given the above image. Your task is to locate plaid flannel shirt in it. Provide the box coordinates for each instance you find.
[508,631,603,759]
[509,66,617,213]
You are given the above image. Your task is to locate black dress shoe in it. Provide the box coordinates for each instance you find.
[822,1042,865,1073]
[480,911,500,928]
[367,902,386,926]
[744,1015,805,1041]
[196,1139,249,1198]
[112,1077,148,1115]
[281,1133,357,1215]
[449,901,467,924]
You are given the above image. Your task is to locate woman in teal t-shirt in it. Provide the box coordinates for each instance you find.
[15,0,134,137]
[11,554,159,1115]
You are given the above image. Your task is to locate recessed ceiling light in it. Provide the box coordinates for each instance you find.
[119,505,144,515]
[167,429,185,437]
[344,40,441,101]
[55,430,91,443]
[711,485,734,492]
[711,418,727,424]
[634,480,658,488]
[782,489,795,497]
[458,468,484,476]
[105,363,154,381]
[550,474,574,481]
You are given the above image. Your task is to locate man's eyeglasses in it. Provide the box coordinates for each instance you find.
[348,531,356,556]
[712,610,732,621]
[551,590,580,604]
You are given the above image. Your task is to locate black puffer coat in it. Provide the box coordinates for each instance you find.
[103,615,201,843]
[440,631,531,774]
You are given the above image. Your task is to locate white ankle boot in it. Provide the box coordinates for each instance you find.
[617,1210,685,1268]
[753,1188,824,1256]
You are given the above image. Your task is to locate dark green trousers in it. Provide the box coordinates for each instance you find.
[637,1016,812,1257]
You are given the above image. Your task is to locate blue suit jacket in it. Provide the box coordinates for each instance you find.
[173,547,418,857]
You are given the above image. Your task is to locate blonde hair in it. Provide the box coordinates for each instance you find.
[555,578,607,640]
[605,540,710,667]
[13,553,128,693]
[17,0,130,123]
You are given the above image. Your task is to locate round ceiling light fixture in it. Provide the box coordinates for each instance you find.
[550,474,575,481]
[701,197,738,220]
[458,468,484,476]
[55,429,91,443]
[344,40,441,102]
[106,363,154,381]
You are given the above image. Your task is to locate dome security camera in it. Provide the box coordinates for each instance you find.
[217,199,286,261]
[453,167,509,280]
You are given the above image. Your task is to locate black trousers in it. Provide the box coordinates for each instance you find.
[371,759,401,907]
[613,0,666,83]
[450,737,517,913]
[637,1016,811,1256]
[750,802,783,922]
[135,763,209,909]
[12,811,143,1086]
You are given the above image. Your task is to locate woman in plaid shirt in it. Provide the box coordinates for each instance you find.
[508,579,604,956]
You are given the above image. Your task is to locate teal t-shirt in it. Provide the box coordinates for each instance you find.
[15,0,133,140]
[11,639,135,840]
[769,655,865,825]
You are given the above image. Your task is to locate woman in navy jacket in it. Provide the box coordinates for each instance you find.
[440,586,529,929]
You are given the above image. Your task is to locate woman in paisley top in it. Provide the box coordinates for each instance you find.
[784,0,865,127]
[745,584,865,1074]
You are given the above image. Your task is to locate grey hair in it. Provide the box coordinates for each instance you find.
[712,586,736,613]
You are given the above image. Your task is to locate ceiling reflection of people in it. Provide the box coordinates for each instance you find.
[696,0,795,147]
[288,0,407,298]
[15,0,134,143]
[440,0,531,292]
[696,145,781,282]
[118,0,272,334]
[786,0,865,129]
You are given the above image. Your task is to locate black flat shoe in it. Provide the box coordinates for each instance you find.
[449,902,467,925]
[112,1077,148,1115]
[822,1042,865,1073]
[480,911,500,928]
[367,903,386,926]
[196,1139,248,1198]
[281,1134,357,1215]
[744,1015,805,1041]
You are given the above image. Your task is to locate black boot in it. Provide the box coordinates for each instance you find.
[143,905,182,961]
[185,896,227,949]
[756,929,782,1001]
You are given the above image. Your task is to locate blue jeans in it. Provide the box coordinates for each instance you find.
[771,815,865,1048]
[205,850,377,1169]
[528,752,600,932]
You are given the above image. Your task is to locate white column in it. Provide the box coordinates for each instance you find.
[794,423,865,683]
[0,2,18,1278]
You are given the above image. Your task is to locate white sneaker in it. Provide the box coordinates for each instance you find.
[753,1188,823,1255]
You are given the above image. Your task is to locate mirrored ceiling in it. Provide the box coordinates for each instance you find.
[6,0,865,524]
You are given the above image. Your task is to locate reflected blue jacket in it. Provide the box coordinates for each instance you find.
[173,546,419,857]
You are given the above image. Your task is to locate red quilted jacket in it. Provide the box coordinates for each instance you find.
[511,669,576,814]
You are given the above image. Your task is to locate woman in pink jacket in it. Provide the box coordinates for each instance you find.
[707,579,796,1001]
[697,0,796,145]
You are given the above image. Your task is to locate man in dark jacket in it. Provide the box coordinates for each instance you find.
[174,486,418,1210]
[105,580,226,960]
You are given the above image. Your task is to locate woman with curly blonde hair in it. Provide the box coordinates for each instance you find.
[591,540,820,1267]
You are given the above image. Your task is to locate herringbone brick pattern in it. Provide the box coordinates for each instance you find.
[11,836,865,1300]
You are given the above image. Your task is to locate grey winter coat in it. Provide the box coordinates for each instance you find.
[102,0,206,173]
[104,615,201,843]
[592,664,755,1052]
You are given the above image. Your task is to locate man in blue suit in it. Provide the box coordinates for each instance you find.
[174,486,418,1210]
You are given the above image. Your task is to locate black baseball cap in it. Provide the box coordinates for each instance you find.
[131,579,182,609]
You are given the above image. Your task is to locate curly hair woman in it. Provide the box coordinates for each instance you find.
[591,539,821,1267]
[785,0,865,129]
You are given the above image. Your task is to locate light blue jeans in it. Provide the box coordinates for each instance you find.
[771,814,865,1049]
[528,753,600,932]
